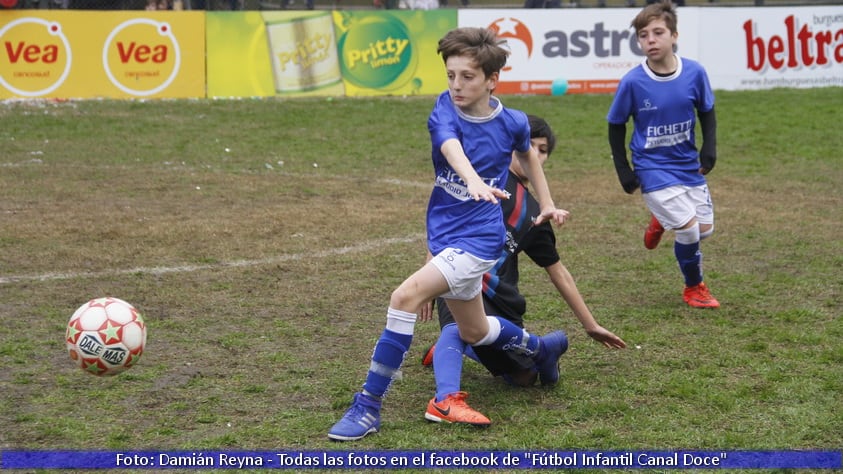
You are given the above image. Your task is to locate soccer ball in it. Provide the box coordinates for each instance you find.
[65,297,147,376]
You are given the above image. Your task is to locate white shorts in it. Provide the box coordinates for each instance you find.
[643,184,714,230]
[430,248,496,301]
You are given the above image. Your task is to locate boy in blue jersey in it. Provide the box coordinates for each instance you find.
[422,115,628,426]
[607,0,720,309]
[328,27,569,441]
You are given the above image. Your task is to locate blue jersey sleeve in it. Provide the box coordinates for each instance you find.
[428,91,460,153]
[607,72,635,125]
[696,65,716,113]
[512,110,531,154]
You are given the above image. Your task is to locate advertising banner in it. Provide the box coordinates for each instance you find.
[697,7,843,90]
[457,8,701,95]
[332,10,454,96]
[206,10,454,98]
[458,7,841,94]
[3,7,838,99]
[0,11,205,99]
[206,11,344,98]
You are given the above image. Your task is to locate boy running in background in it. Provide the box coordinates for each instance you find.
[607,0,720,308]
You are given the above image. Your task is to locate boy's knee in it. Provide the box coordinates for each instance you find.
[458,328,484,345]
[441,322,481,345]
[389,287,417,311]
[700,223,714,240]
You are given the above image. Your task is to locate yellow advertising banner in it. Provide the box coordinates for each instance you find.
[206,11,344,98]
[0,11,205,99]
[333,10,453,97]
[206,10,454,98]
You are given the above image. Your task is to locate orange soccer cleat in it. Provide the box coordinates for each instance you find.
[683,282,720,308]
[421,344,435,367]
[644,214,665,250]
[424,392,491,426]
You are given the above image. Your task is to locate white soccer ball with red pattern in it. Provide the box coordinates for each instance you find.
[66,297,147,376]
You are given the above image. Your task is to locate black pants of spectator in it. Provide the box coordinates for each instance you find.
[525,0,560,6]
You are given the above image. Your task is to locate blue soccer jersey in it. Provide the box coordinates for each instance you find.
[426,91,532,261]
[606,57,715,193]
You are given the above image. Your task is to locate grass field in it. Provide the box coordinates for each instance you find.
[0,88,841,470]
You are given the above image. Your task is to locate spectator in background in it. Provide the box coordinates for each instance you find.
[71,0,113,8]
[525,0,561,7]
[284,0,314,9]
[438,0,469,7]
[408,0,437,8]
[146,0,171,9]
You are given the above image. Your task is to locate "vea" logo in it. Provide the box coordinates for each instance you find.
[103,18,181,96]
[0,18,71,96]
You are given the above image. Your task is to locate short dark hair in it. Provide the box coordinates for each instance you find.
[527,115,556,156]
[632,0,678,35]
[437,27,510,79]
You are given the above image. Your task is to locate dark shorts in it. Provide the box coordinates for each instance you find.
[435,297,534,376]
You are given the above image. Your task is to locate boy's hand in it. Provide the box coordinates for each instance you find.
[418,300,434,322]
[534,208,570,226]
[616,167,640,194]
[699,154,715,175]
[586,325,627,349]
[468,181,510,204]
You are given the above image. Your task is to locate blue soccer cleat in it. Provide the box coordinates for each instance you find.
[536,330,569,386]
[328,392,381,441]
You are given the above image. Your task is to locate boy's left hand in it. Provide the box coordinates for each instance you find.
[534,208,570,226]
[468,181,510,204]
[418,300,434,322]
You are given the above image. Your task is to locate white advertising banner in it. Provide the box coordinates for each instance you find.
[458,6,842,94]
[698,7,843,90]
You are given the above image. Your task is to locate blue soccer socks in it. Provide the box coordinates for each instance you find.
[362,328,412,398]
[475,316,540,358]
[675,241,703,287]
[674,225,703,288]
[433,324,466,402]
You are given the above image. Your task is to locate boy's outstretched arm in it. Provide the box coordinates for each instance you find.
[544,262,627,349]
[440,139,510,204]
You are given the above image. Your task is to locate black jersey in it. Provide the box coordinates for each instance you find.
[481,170,560,326]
